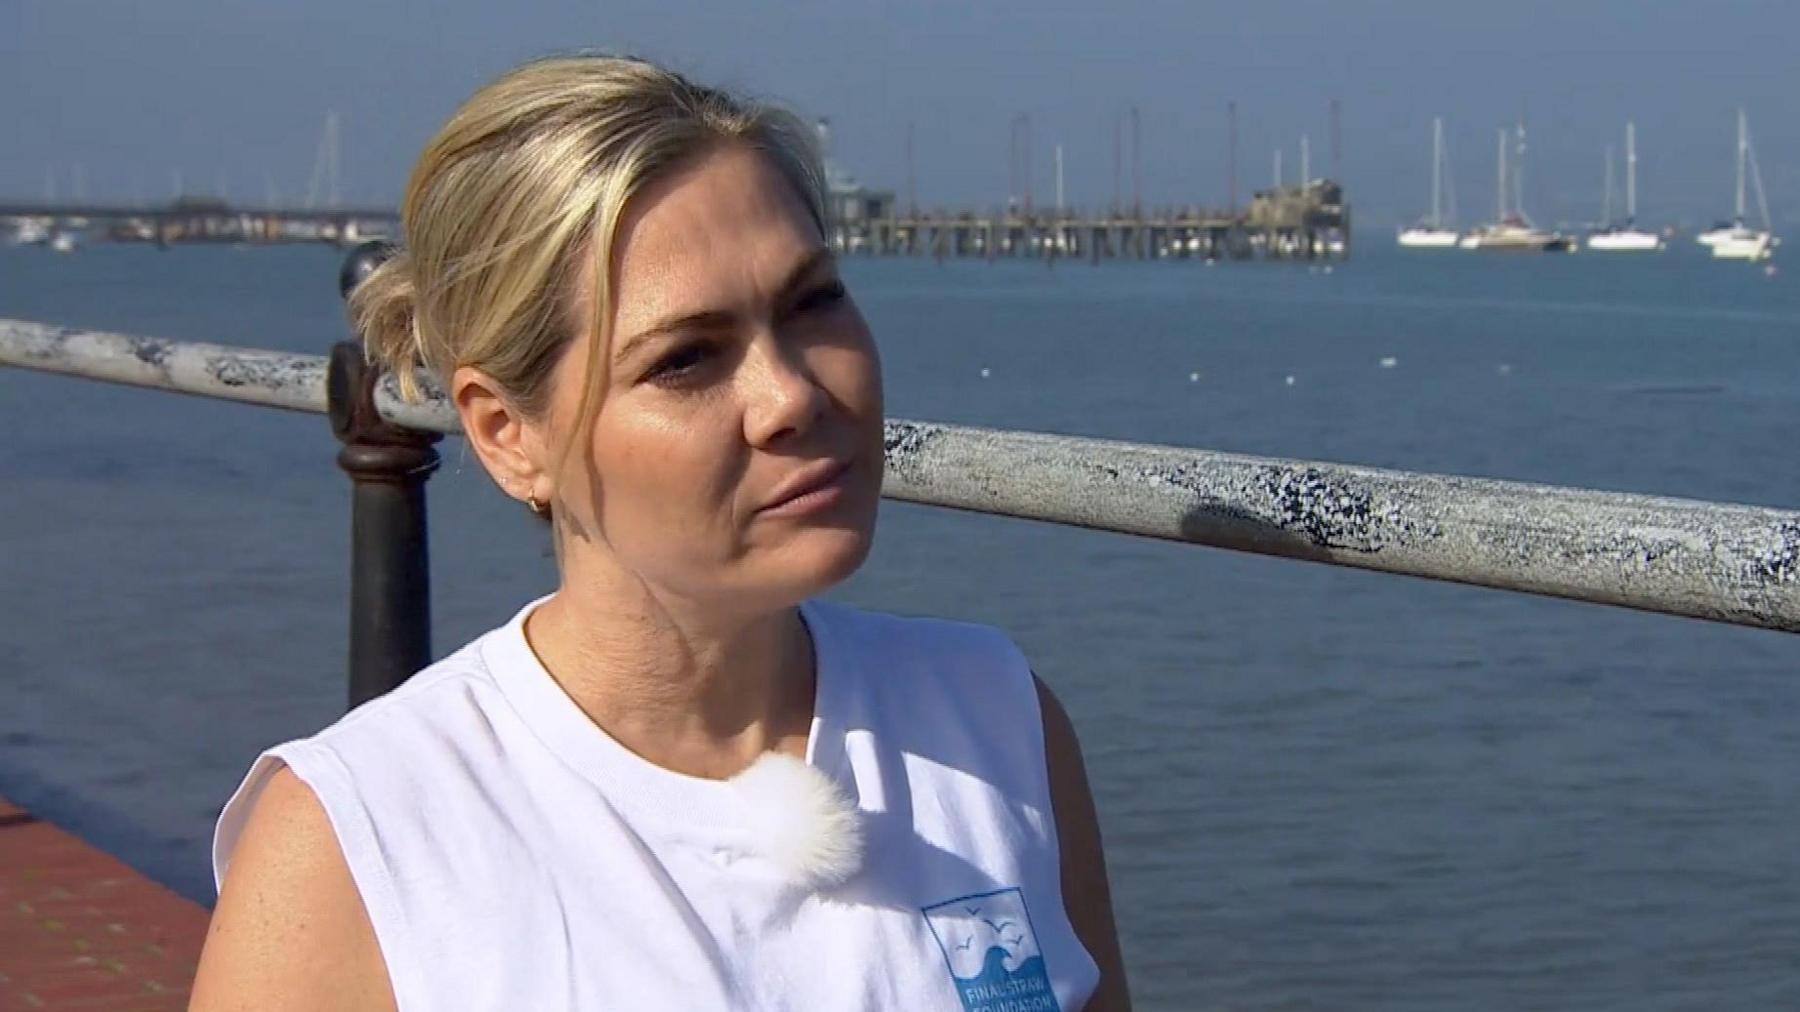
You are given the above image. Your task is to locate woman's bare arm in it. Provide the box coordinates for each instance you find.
[189,766,396,1012]
[1036,676,1132,1011]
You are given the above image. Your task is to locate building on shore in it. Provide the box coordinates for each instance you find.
[815,119,896,253]
[1245,178,1349,257]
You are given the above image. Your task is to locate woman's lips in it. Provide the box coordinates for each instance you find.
[758,458,853,517]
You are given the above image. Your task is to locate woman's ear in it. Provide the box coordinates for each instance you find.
[451,365,549,505]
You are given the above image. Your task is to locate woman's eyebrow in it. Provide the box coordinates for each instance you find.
[774,247,833,300]
[615,247,834,362]
[615,309,734,363]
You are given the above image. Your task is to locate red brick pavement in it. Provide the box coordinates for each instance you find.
[0,796,210,1010]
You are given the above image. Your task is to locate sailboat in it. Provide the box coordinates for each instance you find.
[1699,109,1777,260]
[7,218,50,246]
[1587,122,1662,251]
[1460,124,1572,251]
[1397,117,1459,248]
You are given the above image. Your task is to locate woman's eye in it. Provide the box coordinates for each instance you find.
[794,281,846,314]
[645,343,712,385]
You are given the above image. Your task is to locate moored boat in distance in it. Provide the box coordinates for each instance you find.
[1463,124,1572,252]
[1704,109,1778,261]
[1587,122,1663,252]
[1587,229,1661,252]
[1398,226,1459,248]
[1696,223,1734,248]
[1398,116,1461,248]
[1461,217,1573,252]
[7,218,51,246]
[1711,226,1774,261]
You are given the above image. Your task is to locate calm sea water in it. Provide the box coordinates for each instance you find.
[4,242,1799,1010]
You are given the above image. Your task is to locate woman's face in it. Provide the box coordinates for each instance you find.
[544,144,883,612]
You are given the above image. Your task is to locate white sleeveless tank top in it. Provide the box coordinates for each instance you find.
[213,599,1099,1011]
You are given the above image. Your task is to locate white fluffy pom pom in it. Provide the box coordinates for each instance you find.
[728,752,863,890]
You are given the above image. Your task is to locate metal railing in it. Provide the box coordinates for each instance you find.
[6,273,1797,703]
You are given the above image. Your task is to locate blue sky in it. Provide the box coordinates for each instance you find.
[6,0,1797,226]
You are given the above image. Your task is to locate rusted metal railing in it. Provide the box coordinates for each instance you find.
[5,294,1798,701]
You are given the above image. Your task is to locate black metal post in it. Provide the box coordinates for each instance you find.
[331,243,440,708]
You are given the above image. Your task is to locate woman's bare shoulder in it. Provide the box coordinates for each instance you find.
[1033,676,1134,1011]
[189,765,397,1012]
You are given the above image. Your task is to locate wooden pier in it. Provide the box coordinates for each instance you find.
[0,198,398,249]
[5,178,1346,261]
[826,180,1350,262]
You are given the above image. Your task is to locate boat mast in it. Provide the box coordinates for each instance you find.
[1603,145,1614,225]
[1744,112,1773,230]
[1513,122,1529,225]
[1625,121,1637,222]
[1431,117,1443,227]
[1497,127,1507,221]
[1736,108,1747,222]
[1443,125,1458,226]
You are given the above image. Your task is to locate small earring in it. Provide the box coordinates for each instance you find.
[527,495,546,515]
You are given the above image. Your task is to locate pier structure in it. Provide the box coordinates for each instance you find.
[826,179,1350,262]
[0,198,398,248]
[809,112,1349,263]
[5,170,1345,262]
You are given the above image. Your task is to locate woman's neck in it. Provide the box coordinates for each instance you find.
[522,578,816,780]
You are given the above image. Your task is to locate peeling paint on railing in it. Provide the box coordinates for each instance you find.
[1,319,327,414]
[873,419,1800,632]
[6,318,1798,632]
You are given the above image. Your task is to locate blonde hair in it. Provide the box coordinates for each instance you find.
[350,53,829,418]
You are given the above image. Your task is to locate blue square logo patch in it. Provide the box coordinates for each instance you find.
[921,887,1060,1012]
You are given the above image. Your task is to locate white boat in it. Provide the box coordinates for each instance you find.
[1398,228,1460,248]
[48,229,80,254]
[1696,224,1733,248]
[1587,230,1662,252]
[1703,109,1777,260]
[1463,124,1571,252]
[1398,116,1460,248]
[7,218,50,246]
[1587,122,1662,252]
[1712,227,1774,261]
[1462,219,1572,252]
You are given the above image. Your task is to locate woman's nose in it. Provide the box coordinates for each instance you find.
[741,337,827,448]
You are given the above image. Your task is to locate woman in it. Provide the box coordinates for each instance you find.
[191,54,1129,1011]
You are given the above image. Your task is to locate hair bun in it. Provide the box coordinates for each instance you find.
[346,250,431,402]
